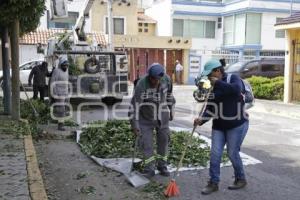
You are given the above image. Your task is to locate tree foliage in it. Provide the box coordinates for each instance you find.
[0,0,46,35]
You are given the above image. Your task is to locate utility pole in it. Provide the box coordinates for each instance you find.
[10,20,20,120]
[107,0,114,51]
[1,26,12,115]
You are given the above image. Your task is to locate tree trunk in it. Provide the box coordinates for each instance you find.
[1,26,12,115]
[10,20,20,120]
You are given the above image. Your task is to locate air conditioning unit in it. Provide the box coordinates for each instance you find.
[50,0,69,21]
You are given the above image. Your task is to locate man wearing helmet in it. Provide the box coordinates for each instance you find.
[194,59,249,195]
[129,63,176,178]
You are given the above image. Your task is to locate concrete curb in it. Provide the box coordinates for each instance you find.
[24,135,48,200]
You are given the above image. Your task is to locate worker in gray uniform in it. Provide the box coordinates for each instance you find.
[50,57,69,131]
[129,63,176,178]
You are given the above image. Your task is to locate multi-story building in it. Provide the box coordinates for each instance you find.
[28,0,190,83]
[145,0,300,83]
[89,0,192,83]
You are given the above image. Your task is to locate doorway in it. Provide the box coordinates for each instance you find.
[166,50,183,83]
[292,39,300,101]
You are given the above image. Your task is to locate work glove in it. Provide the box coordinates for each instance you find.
[194,117,204,126]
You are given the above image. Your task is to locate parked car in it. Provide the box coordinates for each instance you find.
[193,58,285,102]
[0,60,44,90]
[225,58,285,79]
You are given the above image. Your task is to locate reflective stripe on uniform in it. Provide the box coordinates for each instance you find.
[144,156,156,164]
[162,155,168,161]
[155,154,168,161]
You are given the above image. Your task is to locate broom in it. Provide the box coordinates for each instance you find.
[164,86,213,198]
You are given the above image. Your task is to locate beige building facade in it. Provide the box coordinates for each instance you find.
[276,14,300,103]
[90,0,192,83]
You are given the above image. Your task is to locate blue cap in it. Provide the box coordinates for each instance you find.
[148,63,165,78]
[201,59,222,77]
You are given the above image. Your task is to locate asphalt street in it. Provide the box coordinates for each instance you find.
[4,86,300,200]
[71,85,300,200]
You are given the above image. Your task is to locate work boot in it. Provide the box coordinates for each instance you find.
[141,168,155,179]
[228,179,247,190]
[201,181,219,195]
[157,166,170,177]
[57,123,66,131]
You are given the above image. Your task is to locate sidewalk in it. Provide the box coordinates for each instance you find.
[0,133,30,200]
[251,99,300,119]
[0,118,48,200]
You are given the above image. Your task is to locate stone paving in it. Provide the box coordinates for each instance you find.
[0,134,30,200]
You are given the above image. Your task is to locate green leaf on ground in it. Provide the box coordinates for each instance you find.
[76,186,96,195]
[0,170,5,176]
[76,171,90,180]
[142,181,167,200]
[79,120,225,168]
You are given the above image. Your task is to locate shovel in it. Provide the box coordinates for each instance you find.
[125,136,150,187]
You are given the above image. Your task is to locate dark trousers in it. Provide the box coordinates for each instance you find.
[33,85,45,101]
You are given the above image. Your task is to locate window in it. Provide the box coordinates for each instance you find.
[114,18,125,34]
[144,28,148,33]
[223,0,236,2]
[276,18,285,38]
[53,22,69,29]
[261,64,281,72]
[245,61,259,71]
[47,11,78,29]
[173,19,215,38]
[138,28,142,32]
[138,23,143,27]
[246,13,261,44]
[205,21,216,38]
[144,23,148,27]
[224,16,234,45]
[173,19,183,37]
[242,61,260,76]
[105,17,125,35]
[223,13,261,45]
[234,14,246,45]
[189,20,205,38]
[21,63,34,70]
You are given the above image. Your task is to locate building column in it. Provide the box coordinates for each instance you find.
[163,49,167,70]
[238,49,244,61]
[131,48,135,81]
[155,49,158,61]
[284,30,293,103]
[183,49,189,85]
[255,50,260,59]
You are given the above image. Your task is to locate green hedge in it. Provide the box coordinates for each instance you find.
[246,76,284,100]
